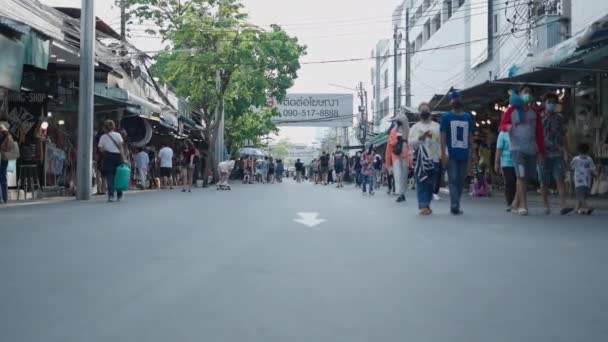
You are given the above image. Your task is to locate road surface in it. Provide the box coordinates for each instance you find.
[1,181,607,342]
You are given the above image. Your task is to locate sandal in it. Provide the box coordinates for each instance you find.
[517,208,528,216]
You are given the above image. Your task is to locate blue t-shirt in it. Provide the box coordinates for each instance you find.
[440,111,473,161]
[496,131,514,168]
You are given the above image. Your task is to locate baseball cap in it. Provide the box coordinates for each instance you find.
[0,122,9,132]
[447,91,462,101]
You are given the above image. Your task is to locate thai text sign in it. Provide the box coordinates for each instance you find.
[271,93,353,127]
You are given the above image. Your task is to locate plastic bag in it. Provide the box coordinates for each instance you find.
[6,159,16,173]
[114,164,131,192]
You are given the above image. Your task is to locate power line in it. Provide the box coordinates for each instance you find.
[120,3,524,57]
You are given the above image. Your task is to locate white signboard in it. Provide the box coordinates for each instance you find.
[271,93,354,127]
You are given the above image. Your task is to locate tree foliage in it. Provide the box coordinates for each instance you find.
[271,138,290,161]
[128,0,306,176]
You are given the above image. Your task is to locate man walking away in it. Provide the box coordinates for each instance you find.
[134,147,150,189]
[539,92,573,215]
[295,159,304,182]
[158,143,174,189]
[440,92,473,215]
[500,86,545,216]
[386,112,410,203]
[334,145,346,188]
[319,151,330,185]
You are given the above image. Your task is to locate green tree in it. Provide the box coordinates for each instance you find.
[128,0,306,178]
[271,138,290,161]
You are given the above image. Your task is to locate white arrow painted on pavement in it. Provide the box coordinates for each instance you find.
[294,212,326,227]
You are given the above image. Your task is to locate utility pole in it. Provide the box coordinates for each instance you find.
[363,88,369,138]
[76,0,95,200]
[393,25,399,115]
[357,82,368,143]
[215,70,225,164]
[405,8,412,107]
[120,0,126,40]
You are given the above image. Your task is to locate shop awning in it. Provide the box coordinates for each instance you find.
[367,132,388,146]
[94,93,137,112]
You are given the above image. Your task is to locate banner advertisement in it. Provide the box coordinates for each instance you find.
[270,93,354,127]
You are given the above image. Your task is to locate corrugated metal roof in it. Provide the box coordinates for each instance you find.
[0,16,30,35]
[0,0,64,40]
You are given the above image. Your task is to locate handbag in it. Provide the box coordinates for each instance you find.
[392,136,404,155]
[7,159,16,173]
[106,133,126,164]
[1,141,20,160]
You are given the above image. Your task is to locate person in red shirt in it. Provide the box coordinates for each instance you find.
[180,140,196,193]
[499,85,545,215]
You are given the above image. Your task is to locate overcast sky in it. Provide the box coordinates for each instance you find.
[43,0,402,144]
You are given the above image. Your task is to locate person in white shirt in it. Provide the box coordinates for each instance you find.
[158,144,174,189]
[409,102,441,215]
[133,147,150,189]
[97,120,125,202]
[218,157,236,187]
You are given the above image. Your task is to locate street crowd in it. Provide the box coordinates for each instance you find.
[296,87,598,216]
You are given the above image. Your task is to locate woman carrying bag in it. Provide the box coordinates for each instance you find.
[97,120,128,202]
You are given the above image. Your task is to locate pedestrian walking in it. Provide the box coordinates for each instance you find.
[0,122,18,204]
[571,143,596,215]
[275,159,284,183]
[495,131,517,211]
[97,120,126,202]
[500,86,545,216]
[539,92,574,215]
[180,140,196,192]
[386,112,410,203]
[328,153,335,184]
[361,143,375,195]
[440,92,473,215]
[261,156,269,183]
[319,151,330,185]
[295,158,304,182]
[158,143,174,189]
[334,145,346,188]
[134,147,150,189]
[410,102,441,215]
[373,153,382,190]
[268,157,275,183]
[244,156,254,184]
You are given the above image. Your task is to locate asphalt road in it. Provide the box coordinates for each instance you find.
[1,180,607,342]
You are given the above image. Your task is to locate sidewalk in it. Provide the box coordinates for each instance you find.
[0,188,165,209]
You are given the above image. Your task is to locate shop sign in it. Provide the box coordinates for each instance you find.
[270,93,354,127]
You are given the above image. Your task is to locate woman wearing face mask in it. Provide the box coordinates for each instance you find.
[499,86,545,216]
[385,112,410,202]
[410,103,441,215]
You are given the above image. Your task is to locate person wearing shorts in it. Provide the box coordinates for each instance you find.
[538,92,573,215]
[500,85,544,216]
[334,145,346,188]
[158,144,174,189]
[571,143,596,215]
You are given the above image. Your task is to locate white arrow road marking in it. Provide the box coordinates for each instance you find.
[293,212,326,227]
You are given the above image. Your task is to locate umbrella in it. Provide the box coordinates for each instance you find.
[238,147,266,158]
